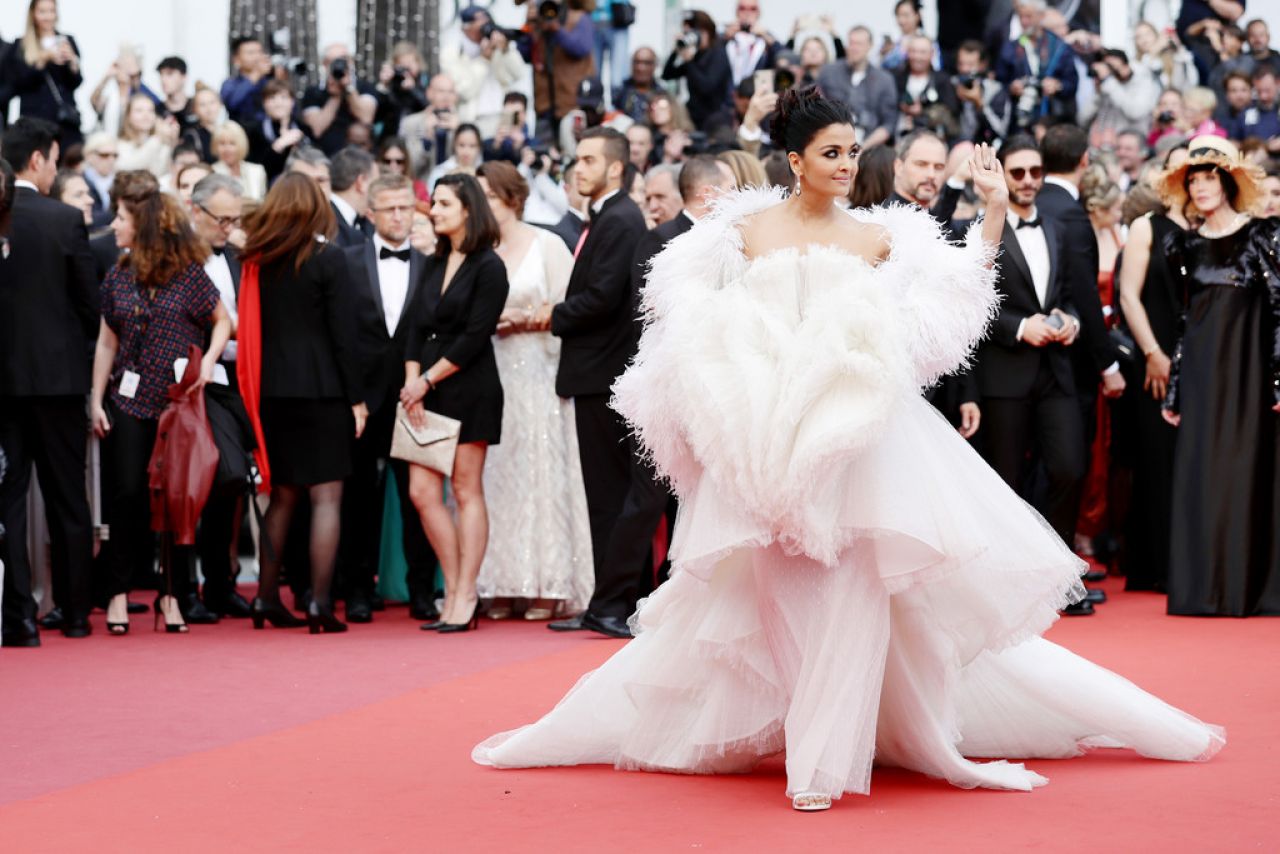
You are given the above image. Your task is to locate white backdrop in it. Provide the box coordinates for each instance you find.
[6,0,1280,129]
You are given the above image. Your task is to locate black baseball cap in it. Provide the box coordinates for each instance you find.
[577,77,604,111]
[157,56,188,74]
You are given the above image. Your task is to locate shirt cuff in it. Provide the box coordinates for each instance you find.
[1016,317,1027,342]
[946,176,965,190]
[738,123,763,142]
[1102,361,1120,376]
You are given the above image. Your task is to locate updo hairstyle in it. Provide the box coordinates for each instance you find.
[769,86,855,156]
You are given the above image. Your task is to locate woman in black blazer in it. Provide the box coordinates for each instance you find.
[11,1,84,148]
[401,173,509,633]
[239,173,369,634]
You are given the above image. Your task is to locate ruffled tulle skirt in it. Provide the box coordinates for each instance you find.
[473,398,1224,798]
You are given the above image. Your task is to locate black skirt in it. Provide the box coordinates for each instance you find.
[260,397,353,485]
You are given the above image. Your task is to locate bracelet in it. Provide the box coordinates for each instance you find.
[424,376,434,392]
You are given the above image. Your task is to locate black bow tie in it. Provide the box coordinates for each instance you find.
[210,245,225,256]
[380,246,412,262]
[1016,217,1042,230]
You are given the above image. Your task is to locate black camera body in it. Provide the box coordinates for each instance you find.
[954,73,976,88]
[539,0,562,21]
[1157,110,1176,124]
[679,30,700,50]
[330,57,349,81]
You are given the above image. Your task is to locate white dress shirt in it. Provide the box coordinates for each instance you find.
[1008,207,1053,342]
[331,194,358,227]
[373,235,412,336]
[1043,175,1079,199]
[204,251,238,361]
[590,189,620,216]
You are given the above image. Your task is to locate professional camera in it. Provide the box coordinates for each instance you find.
[1156,110,1177,125]
[954,73,977,88]
[538,0,562,21]
[481,21,524,41]
[678,30,701,51]
[269,27,307,78]
[526,143,552,172]
[774,67,796,93]
[330,57,349,81]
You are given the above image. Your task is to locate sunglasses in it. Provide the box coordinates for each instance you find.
[382,156,406,165]
[1007,166,1043,181]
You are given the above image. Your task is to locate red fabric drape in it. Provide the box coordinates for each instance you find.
[235,260,272,493]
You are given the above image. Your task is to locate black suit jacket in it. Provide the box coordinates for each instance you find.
[331,201,372,249]
[345,240,426,415]
[888,187,963,238]
[90,230,120,281]
[0,187,99,396]
[975,218,1076,399]
[258,242,366,404]
[1036,181,1117,391]
[551,191,647,397]
[631,212,693,336]
[890,68,961,139]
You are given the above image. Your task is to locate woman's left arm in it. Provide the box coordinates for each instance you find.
[197,301,233,391]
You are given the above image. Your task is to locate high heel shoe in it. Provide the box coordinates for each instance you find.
[307,601,348,634]
[791,792,833,812]
[250,597,307,629]
[106,595,130,635]
[437,599,480,634]
[153,595,189,634]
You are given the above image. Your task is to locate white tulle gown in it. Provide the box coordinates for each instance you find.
[477,228,594,613]
[472,190,1225,800]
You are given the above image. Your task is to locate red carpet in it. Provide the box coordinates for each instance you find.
[2,578,1276,852]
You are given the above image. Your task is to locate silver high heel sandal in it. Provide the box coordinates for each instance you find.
[791,792,833,812]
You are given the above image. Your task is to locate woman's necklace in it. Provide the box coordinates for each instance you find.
[1199,211,1250,239]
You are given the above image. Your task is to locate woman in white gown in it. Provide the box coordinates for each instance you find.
[474,162,594,619]
[473,90,1224,810]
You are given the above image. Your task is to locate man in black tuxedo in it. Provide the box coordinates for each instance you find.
[544,160,587,252]
[340,174,439,623]
[0,118,99,644]
[1037,124,1124,574]
[187,173,252,620]
[975,137,1092,615]
[582,156,738,635]
[329,146,376,248]
[540,127,647,638]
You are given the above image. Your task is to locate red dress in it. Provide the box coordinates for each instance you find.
[1076,230,1121,543]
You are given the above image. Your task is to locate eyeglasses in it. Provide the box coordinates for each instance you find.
[371,204,415,215]
[1007,166,1043,181]
[196,203,242,230]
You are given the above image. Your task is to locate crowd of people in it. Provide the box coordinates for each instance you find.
[1,0,1278,646]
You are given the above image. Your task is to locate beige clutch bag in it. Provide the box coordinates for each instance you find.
[390,402,461,475]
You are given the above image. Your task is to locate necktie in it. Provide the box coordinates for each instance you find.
[1017,217,1042,230]
[380,246,412,262]
[573,225,590,260]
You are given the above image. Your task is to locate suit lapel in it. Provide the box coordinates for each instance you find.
[225,247,242,297]
[361,240,387,325]
[1042,217,1062,307]
[395,249,425,339]
[1000,221,1038,305]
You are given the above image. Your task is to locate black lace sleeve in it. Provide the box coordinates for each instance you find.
[1251,218,1280,407]
[1161,226,1190,414]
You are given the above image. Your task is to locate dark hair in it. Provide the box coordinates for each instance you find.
[330,146,376,192]
[2,116,59,174]
[895,0,922,18]
[231,36,263,55]
[172,141,201,160]
[1223,70,1253,90]
[957,39,987,60]
[848,144,895,208]
[1251,64,1277,83]
[116,188,211,288]
[242,173,337,271]
[1102,48,1129,65]
[677,154,725,202]
[59,142,85,172]
[1161,140,1189,167]
[769,86,854,156]
[1115,129,1148,154]
[156,56,187,74]
[476,160,529,217]
[50,169,84,201]
[0,158,15,237]
[762,149,792,192]
[1184,164,1240,209]
[997,134,1041,165]
[261,79,294,101]
[1040,123,1089,174]
[579,126,629,168]
[895,128,945,161]
[453,122,482,153]
[683,10,717,44]
[503,91,528,108]
[431,173,499,257]
[377,135,409,160]
[110,169,161,210]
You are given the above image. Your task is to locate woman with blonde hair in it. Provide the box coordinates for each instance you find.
[116,92,178,179]
[717,149,767,190]
[12,0,83,146]
[212,121,268,201]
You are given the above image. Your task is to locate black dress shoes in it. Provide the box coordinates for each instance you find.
[370,592,386,612]
[1062,600,1095,616]
[179,593,221,624]
[581,612,633,639]
[1,619,41,647]
[38,607,65,630]
[62,617,92,638]
[1084,588,1107,604]
[345,590,373,624]
[409,593,439,622]
[1083,569,1107,582]
[547,614,587,632]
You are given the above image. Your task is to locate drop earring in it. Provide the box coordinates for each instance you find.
[794,176,802,197]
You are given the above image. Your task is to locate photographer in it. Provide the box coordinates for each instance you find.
[400,73,461,181]
[374,41,428,140]
[484,92,531,164]
[523,0,597,140]
[892,34,960,143]
[662,10,732,130]
[953,40,1011,144]
[249,79,311,182]
[302,44,378,156]
[220,37,269,127]
[442,6,526,140]
[1080,49,1161,142]
[995,0,1078,132]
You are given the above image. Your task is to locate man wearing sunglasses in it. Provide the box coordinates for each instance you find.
[974,136,1092,615]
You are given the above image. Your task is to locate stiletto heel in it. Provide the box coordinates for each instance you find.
[250,596,306,629]
[153,595,189,634]
[437,599,480,634]
[307,601,348,634]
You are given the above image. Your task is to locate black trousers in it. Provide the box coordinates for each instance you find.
[338,400,436,598]
[99,400,191,599]
[573,393,632,615]
[197,489,242,602]
[591,450,676,619]
[981,360,1085,545]
[0,395,94,627]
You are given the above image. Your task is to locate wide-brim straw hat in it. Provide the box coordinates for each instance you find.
[1158,135,1266,216]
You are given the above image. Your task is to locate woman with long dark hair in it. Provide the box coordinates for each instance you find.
[662,10,732,129]
[237,173,369,633]
[401,174,509,633]
[1158,136,1280,615]
[473,88,1222,810]
[90,186,232,634]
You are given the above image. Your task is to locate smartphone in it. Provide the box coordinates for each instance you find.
[1045,314,1065,330]
[753,69,774,97]
[501,106,520,129]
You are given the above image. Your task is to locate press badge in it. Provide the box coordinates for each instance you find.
[119,370,141,398]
